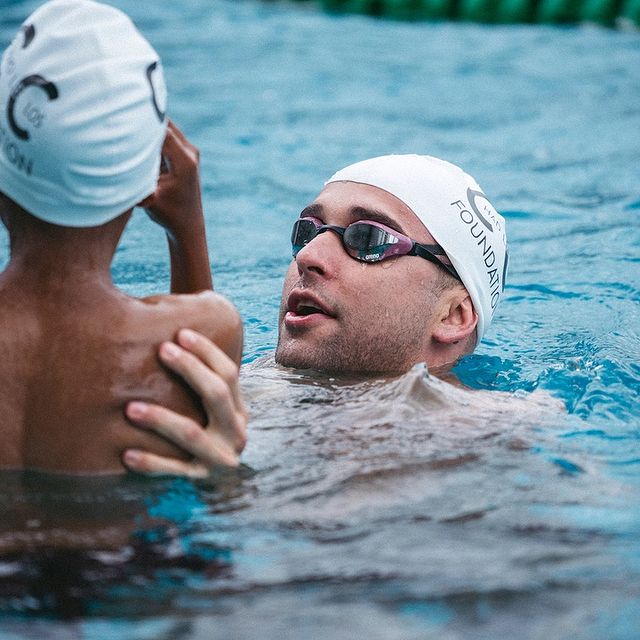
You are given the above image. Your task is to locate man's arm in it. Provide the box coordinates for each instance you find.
[123,328,247,478]
[126,122,246,477]
[140,120,212,294]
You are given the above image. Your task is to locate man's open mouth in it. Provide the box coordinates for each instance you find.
[295,302,325,316]
[286,291,334,318]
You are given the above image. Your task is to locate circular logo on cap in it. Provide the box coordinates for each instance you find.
[467,188,495,233]
[7,74,59,141]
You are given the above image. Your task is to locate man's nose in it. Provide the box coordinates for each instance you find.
[295,228,343,277]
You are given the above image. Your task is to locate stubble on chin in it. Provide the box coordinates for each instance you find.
[274,320,417,374]
[274,276,433,374]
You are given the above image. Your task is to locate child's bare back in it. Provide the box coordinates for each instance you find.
[0,287,241,473]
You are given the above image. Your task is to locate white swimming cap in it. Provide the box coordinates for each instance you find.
[0,0,167,227]
[326,155,508,344]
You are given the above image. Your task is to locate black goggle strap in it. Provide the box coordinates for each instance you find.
[411,243,462,281]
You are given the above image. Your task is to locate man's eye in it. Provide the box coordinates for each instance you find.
[299,216,324,227]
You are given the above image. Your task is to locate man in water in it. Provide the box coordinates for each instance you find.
[123,155,509,476]
[0,0,244,472]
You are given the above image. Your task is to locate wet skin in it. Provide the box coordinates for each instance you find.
[0,119,244,474]
[0,209,242,474]
[275,182,476,374]
[120,180,477,477]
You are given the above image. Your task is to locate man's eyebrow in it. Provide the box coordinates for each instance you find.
[298,203,323,219]
[349,206,406,234]
[297,204,407,235]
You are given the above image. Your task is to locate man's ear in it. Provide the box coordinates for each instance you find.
[432,292,478,345]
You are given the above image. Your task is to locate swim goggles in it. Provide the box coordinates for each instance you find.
[291,216,461,280]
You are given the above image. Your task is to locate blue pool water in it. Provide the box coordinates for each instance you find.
[1,1,640,638]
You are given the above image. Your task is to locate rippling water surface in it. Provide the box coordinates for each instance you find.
[1,1,639,638]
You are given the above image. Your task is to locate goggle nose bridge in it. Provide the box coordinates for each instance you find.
[302,223,345,247]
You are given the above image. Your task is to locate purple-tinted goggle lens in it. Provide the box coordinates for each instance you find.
[292,217,412,262]
[291,217,461,280]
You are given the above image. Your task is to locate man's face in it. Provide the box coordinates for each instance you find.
[275,182,449,374]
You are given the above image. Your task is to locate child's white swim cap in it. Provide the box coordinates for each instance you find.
[0,0,167,227]
[326,155,508,344]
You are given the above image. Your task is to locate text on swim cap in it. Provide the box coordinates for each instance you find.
[0,122,32,175]
[0,25,58,176]
[450,192,507,313]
